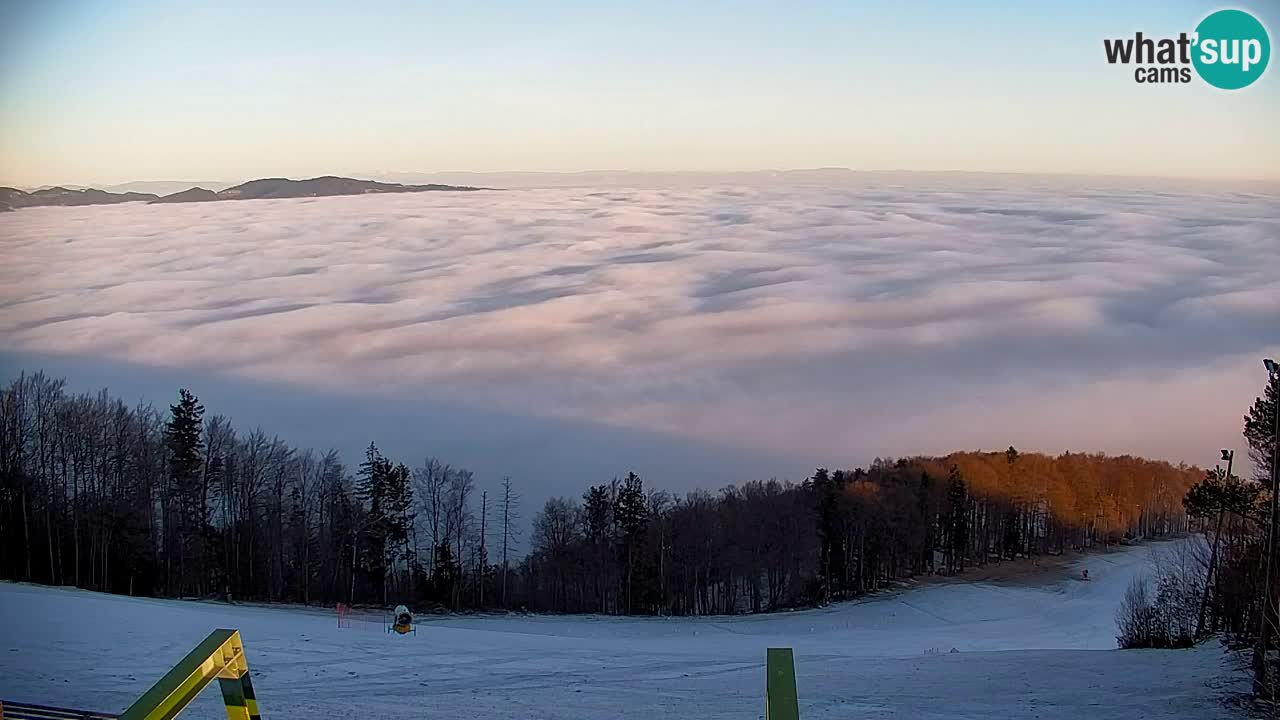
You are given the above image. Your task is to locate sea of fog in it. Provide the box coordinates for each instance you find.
[2,179,1277,507]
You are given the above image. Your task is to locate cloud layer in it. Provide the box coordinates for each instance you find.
[2,180,1278,478]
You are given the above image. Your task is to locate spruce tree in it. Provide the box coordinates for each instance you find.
[355,442,393,603]
[356,442,388,516]
[165,389,205,482]
[811,468,838,602]
[1244,373,1280,486]
[615,472,648,613]
[164,389,204,595]
[384,462,414,598]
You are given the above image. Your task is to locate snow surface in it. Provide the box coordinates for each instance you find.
[0,542,1246,719]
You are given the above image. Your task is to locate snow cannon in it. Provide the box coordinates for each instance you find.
[392,604,414,635]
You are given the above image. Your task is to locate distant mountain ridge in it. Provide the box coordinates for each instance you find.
[151,175,483,204]
[1,186,159,211]
[103,180,236,196]
[151,187,219,204]
[0,176,484,212]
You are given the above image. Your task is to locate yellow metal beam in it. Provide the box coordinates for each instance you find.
[119,629,259,720]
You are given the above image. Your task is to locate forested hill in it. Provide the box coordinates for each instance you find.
[149,176,482,203]
[0,176,484,212]
[0,186,160,210]
[0,370,1201,615]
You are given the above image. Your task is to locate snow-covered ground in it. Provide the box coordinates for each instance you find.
[0,543,1246,719]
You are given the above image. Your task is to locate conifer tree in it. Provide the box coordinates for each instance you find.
[1245,373,1280,486]
[615,472,648,613]
[164,389,204,595]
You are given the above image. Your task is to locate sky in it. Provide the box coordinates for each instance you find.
[1,0,1279,186]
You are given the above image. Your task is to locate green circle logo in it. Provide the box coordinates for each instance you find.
[1192,9,1271,89]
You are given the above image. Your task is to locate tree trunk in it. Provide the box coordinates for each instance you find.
[21,486,31,581]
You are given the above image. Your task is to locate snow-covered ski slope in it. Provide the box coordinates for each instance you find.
[0,542,1244,719]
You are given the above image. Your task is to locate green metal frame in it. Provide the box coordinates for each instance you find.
[119,629,261,720]
[766,647,800,720]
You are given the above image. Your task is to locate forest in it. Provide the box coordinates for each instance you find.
[0,368,1235,618]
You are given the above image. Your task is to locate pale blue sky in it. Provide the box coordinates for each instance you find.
[1,0,1277,185]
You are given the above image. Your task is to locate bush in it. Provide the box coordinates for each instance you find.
[1116,543,1204,648]
[1117,576,1161,648]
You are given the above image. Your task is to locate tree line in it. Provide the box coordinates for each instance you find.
[0,372,518,608]
[0,369,1203,615]
[525,450,1195,614]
